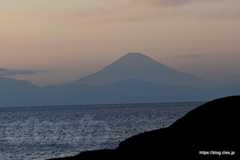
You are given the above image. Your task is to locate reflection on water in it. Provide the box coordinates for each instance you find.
[0,102,200,160]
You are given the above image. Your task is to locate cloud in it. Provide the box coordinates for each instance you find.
[0,68,45,77]
[176,54,204,59]
[129,0,240,19]
[135,0,192,6]
[2,0,240,27]
[82,0,240,23]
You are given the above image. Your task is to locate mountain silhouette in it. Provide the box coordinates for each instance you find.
[0,53,239,105]
[75,53,201,87]
[0,77,40,105]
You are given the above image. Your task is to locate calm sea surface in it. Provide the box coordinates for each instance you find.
[0,102,201,160]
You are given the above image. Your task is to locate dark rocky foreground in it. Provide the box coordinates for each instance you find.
[49,96,240,160]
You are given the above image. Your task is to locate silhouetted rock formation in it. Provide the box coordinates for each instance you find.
[49,96,240,160]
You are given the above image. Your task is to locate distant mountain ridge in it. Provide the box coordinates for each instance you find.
[75,53,201,87]
[0,53,239,105]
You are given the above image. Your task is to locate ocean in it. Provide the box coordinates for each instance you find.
[0,102,201,160]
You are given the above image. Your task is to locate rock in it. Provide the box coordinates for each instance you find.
[49,96,240,160]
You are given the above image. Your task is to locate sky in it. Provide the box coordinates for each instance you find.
[1,0,240,85]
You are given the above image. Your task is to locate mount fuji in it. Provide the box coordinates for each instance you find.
[0,53,238,105]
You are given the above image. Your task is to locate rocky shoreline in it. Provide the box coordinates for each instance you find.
[49,96,240,160]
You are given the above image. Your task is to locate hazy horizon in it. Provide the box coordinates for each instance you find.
[1,0,240,85]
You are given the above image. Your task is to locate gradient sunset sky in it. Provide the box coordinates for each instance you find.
[1,0,240,85]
